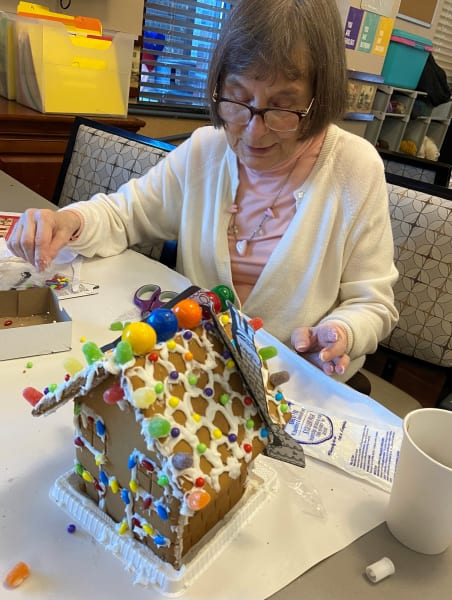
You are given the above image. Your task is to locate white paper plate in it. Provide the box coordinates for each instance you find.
[49,456,278,597]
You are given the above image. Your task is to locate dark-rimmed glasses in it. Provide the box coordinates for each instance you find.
[213,95,314,132]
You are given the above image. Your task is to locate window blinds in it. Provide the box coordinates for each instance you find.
[139,0,237,113]
[432,0,452,83]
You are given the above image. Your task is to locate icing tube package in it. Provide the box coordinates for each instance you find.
[285,405,403,491]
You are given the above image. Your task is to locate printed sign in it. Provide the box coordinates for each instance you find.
[344,7,364,50]
[361,0,400,18]
[358,11,380,53]
[372,16,394,56]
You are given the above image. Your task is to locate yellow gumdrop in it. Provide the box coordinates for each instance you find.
[63,357,84,376]
[133,386,157,409]
[122,322,157,355]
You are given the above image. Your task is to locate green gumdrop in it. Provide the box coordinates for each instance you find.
[82,341,104,365]
[109,321,124,331]
[115,340,134,364]
[147,417,171,439]
[258,345,278,361]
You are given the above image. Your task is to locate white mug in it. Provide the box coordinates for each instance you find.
[387,408,452,554]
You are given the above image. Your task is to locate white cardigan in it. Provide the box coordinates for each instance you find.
[65,124,398,377]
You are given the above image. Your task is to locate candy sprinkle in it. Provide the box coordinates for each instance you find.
[4,561,31,588]
[67,523,76,534]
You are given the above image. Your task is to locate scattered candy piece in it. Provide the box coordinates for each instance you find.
[22,386,43,407]
[25,361,33,369]
[67,523,76,534]
[172,299,202,329]
[80,336,86,343]
[249,317,264,331]
[63,357,84,376]
[109,321,124,331]
[122,322,157,355]
[4,561,30,588]
[3,319,13,326]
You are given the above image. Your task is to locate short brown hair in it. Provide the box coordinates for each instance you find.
[207,0,348,139]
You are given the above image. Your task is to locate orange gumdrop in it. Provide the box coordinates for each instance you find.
[186,488,211,511]
[5,561,31,588]
[172,299,202,329]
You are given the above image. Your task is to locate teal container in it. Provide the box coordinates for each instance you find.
[381,29,433,90]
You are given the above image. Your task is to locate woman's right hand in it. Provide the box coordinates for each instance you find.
[6,208,82,271]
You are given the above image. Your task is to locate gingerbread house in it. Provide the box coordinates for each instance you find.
[30,301,304,570]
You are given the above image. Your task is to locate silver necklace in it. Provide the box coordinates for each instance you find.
[227,159,299,257]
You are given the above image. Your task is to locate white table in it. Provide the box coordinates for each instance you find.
[1,171,451,599]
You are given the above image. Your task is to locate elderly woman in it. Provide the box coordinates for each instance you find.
[7,0,398,383]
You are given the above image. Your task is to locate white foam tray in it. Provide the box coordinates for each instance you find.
[49,457,278,597]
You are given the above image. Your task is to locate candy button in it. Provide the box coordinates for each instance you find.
[146,308,179,342]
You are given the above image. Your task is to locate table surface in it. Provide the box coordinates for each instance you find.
[1,170,451,599]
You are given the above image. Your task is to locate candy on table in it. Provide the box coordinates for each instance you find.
[4,561,31,588]
[45,274,70,290]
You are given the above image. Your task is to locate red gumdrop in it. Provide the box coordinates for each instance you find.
[22,386,44,407]
[249,317,264,331]
[103,381,125,404]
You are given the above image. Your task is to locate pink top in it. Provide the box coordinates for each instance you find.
[228,131,326,302]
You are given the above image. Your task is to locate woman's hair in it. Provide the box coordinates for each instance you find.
[207,0,348,139]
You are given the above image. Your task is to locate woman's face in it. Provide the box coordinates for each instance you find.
[221,73,313,171]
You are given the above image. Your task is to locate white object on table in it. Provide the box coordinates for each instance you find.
[387,408,452,555]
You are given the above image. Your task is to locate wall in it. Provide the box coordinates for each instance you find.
[0,0,445,138]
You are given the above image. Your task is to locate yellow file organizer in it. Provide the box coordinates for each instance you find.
[14,18,136,116]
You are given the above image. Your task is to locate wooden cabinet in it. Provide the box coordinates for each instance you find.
[0,99,146,202]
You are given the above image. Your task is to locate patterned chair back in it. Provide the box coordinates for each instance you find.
[384,181,452,369]
[53,116,176,263]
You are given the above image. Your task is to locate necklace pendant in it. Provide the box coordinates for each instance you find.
[264,207,276,218]
[236,239,248,256]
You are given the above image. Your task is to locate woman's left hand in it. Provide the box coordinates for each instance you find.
[291,323,350,376]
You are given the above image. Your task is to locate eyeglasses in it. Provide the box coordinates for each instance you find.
[214,96,314,132]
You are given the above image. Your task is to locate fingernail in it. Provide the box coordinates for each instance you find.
[319,350,327,362]
[336,365,345,375]
[36,258,49,272]
[296,342,308,352]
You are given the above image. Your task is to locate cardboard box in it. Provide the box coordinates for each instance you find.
[13,17,135,116]
[338,0,401,75]
[0,287,72,360]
